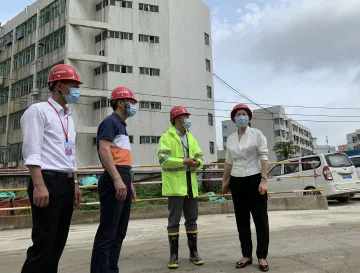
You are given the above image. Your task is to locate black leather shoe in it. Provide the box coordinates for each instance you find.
[258,261,269,272]
[235,258,253,269]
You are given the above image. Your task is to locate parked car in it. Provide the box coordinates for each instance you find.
[267,152,360,203]
[349,155,360,178]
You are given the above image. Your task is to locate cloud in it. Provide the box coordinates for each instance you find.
[214,0,360,72]
[211,0,360,148]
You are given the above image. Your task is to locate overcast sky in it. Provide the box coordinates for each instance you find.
[1,0,360,150]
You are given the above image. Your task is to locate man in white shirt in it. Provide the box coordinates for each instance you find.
[20,64,83,273]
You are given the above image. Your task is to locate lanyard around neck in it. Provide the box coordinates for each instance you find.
[48,101,69,142]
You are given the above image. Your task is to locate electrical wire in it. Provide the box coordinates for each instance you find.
[1,75,360,110]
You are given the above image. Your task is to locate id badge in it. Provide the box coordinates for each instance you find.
[64,141,73,156]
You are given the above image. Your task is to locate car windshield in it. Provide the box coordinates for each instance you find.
[325,154,353,168]
[350,157,360,168]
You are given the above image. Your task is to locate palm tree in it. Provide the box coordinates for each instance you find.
[273,141,297,160]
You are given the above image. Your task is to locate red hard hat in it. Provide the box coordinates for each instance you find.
[48,64,83,85]
[110,86,138,103]
[231,104,253,121]
[170,106,190,120]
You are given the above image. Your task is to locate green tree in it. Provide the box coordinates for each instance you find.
[273,141,297,160]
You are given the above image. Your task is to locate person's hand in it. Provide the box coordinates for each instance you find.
[184,158,199,167]
[259,181,267,195]
[33,184,49,208]
[222,178,230,193]
[74,183,82,206]
[114,177,127,201]
[131,183,136,202]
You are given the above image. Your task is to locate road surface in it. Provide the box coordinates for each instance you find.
[1,200,360,272]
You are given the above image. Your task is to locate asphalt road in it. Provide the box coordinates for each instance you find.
[2,199,360,273]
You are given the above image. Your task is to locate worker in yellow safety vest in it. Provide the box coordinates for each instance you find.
[158,106,205,269]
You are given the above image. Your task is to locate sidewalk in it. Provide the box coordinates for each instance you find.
[1,200,360,272]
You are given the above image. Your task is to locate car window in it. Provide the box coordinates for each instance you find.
[284,162,299,174]
[325,154,353,167]
[301,157,321,171]
[350,157,360,168]
[268,164,282,177]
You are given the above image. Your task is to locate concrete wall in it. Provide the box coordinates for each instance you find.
[0,196,329,230]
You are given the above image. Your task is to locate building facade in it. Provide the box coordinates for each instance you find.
[219,106,314,162]
[346,131,359,150]
[312,137,336,154]
[0,0,216,168]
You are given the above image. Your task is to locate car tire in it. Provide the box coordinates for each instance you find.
[337,197,351,203]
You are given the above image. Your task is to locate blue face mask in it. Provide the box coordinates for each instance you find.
[182,119,191,130]
[235,115,249,128]
[127,103,137,117]
[63,88,80,105]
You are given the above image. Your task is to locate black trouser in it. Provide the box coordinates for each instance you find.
[230,173,269,259]
[21,171,75,273]
[90,168,132,273]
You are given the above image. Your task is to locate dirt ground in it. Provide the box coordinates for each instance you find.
[2,200,360,273]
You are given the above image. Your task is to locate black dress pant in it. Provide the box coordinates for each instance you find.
[21,172,75,273]
[90,168,132,273]
[230,173,269,259]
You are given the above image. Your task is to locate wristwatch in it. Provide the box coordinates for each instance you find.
[74,179,79,184]
[261,176,267,181]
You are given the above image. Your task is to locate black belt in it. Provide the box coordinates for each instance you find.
[42,170,73,178]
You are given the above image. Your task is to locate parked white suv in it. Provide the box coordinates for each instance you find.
[267,153,360,203]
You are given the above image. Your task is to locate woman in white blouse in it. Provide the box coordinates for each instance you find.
[222,104,269,272]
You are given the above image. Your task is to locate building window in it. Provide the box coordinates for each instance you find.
[208,113,213,126]
[139,101,161,110]
[209,141,215,154]
[139,3,159,12]
[95,31,133,43]
[15,15,37,40]
[223,136,227,143]
[108,64,133,73]
[40,0,66,26]
[99,50,105,56]
[139,34,160,43]
[140,136,161,144]
[38,27,66,58]
[0,31,13,51]
[0,116,6,133]
[129,135,134,143]
[13,44,36,70]
[275,130,281,137]
[94,97,110,110]
[140,67,160,76]
[207,86,212,99]
[9,110,26,131]
[37,61,64,88]
[205,59,211,72]
[7,142,23,163]
[204,32,210,45]
[0,87,9,105]
[11,76,33,99]
[0,59,11,76]
[120,1,133,8]
[222,125,227,132]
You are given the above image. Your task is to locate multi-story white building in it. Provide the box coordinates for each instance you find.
[219,106,313,162]
[0,0,216,168]
[346,131,360,150]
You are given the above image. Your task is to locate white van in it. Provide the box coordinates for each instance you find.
[267,152,360,202]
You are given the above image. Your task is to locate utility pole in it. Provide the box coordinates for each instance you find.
[326,136,330,153]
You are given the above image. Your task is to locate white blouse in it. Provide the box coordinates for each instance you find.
[225,126,268,178]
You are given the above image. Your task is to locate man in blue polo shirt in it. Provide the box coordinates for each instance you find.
[90,86,138,273]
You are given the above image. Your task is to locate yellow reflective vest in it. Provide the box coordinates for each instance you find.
[158,126,204,197]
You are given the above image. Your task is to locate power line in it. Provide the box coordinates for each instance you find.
[2,75,360,111]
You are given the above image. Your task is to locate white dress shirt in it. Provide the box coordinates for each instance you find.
[225,126,268,177]
[21,97,77,172]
